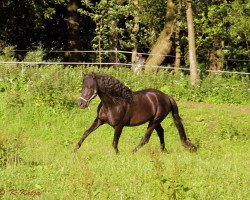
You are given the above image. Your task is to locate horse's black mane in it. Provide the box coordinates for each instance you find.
[95,73,133,103]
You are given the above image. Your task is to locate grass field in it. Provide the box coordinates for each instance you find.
[0,93,249,199]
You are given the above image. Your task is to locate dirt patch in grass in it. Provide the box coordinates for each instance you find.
[181,101,250,114]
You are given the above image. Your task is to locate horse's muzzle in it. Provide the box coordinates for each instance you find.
[78,100,88,108]
[78,92,97,109]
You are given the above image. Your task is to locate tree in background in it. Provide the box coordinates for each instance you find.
[65,0,82,62]
[131,0,139,70]
[174,0,182,72]
[0,0,95,62]
[0,0,249,73]
[0,0,40,59]
[79,0,133,62]
[194,0,228,72]
[226,0,250,72]
[186,0,198,85]
[144,0,176,72]
[194,0,250,72]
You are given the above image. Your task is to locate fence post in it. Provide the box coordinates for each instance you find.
[115,48,118,66]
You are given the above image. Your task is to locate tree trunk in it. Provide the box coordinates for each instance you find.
[132,0,139,73]
[174,0,182,72]
[209,40,224,73]
[216,40,224,71]
[65,0,82,63]
[186,0,198,86]
[145,0,176,72]
[209,51,216,71]
[109,20,118,63]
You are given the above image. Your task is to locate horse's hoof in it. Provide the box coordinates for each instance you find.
[132,148,138,154]
[72,146,79,154]
[190,146,198,152]
[114,149,120,155]
[161,148,167,153]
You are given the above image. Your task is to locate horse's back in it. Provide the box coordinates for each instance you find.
[133,89,170,105]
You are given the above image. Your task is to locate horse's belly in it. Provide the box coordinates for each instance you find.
[129,105,153,126]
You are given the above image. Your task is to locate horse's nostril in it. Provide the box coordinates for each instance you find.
[79,99,89,108]
[79,101,85,108]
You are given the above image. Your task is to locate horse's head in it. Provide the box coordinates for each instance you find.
[79,74,97,108]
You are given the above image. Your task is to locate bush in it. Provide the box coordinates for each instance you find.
[0,46,17,62]
[23,45,44,62]
[0,65,249,108]
[160,73,250,104]
[28,66,81,107]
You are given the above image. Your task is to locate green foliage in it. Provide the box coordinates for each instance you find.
[28,67,81,107]
[79,0,133,51]
[79,0,167,54]
[0,46,17,61]
[137,0,166,46]
[193,0,250,71]
[23,45,45,62]
[161,73,250,104]
[0,65,249,109]
[0,0,249,71]
[227,0,250,41]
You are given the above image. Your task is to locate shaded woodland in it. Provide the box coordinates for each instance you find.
[0,0,249,73]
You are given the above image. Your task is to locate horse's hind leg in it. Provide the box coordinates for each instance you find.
[169,96,197,152]
[133,122,157,153]
[155,124,166,152]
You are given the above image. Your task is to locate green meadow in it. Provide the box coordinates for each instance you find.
[0,66,249,199]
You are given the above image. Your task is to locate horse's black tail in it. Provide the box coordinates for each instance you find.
[169,96,197,152]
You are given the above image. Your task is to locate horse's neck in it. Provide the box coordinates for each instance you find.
[98,92,115,107]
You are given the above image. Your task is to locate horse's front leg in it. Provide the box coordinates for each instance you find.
[73,117,104,153]
[112,125,124,154]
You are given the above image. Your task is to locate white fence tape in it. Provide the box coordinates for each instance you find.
[0,49,249,75]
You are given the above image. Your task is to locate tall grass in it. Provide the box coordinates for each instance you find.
[0,65,249,199]
[0,96,249,199]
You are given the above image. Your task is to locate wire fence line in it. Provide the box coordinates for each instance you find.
[0,49,250,75]
[0,60,250,75]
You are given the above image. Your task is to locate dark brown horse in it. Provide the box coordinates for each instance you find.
[73,73,197,153]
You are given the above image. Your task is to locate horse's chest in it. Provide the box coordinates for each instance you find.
[99,107,125,126]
